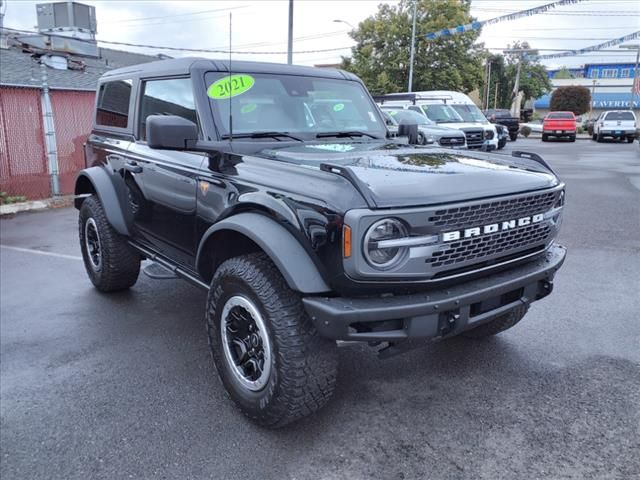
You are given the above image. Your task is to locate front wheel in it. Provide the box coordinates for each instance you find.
[78,195,140,292]
[463,305,529,338]
[569,135,576,142]
[627,136,635,143]
[206,253,338,428]
[509,132,518,141]
[541,134,548,142]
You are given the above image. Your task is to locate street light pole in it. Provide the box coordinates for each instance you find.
[407,1,417,92]
[287,0,293,65]
[619,44,640,110]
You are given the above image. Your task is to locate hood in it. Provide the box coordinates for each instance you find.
[438,121,491,130]
[257,142,559,208]
[419,125,466,137]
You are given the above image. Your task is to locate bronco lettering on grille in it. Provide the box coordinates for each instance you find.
[441,214,544,242]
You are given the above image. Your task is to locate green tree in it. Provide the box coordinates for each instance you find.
[340,0,485,95]
[481,42,552,109]
[554,67,575,79]
[550,86,591,115]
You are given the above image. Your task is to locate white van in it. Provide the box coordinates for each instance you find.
[375,91,499,150]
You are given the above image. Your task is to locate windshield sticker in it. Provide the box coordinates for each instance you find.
[240,103,257,114]
[208,74,255,99]
[333,103,345,112]
[309,144,355,153]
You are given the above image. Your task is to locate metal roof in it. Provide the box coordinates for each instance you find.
[0,41,159,91]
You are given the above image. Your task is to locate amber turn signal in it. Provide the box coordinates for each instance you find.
[343,225,352,258]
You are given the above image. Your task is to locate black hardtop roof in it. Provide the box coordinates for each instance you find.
[100,56,359,83]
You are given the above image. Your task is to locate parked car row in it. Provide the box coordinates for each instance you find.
[521,110,637,143]
[375,91,512,150]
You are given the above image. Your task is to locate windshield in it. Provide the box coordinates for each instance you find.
[420,104,463,123]
[205,72,386,140]
[451,104,487,123]
[387,109,431,125]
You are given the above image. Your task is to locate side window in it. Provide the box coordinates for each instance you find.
[138,78,197,141]
[96,80,132,128]
[408,106,422,114]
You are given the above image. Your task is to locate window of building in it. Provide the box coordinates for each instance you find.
[96,79,132,128]
[138,77,198,140]
[620,68,631,78]
[601,69,618,79]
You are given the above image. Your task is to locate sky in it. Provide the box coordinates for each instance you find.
[1,0,639,70]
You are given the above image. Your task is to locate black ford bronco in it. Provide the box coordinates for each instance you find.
[75,58,566,427]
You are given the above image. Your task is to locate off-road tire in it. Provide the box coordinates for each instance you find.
[79,195,140,292]
[462,305,528,339]
[206,252,338,428]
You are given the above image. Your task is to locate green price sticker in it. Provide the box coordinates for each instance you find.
[240,103,257,114]
[333,103,345,112]
[208,74,255,99]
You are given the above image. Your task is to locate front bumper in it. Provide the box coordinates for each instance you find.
[303,244,566,342]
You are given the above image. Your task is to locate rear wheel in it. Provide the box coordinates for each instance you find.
[627,136,635,143]
[463,305,528,339]
[206,252,338,428]
[592,133,597,141]
[541,134,548,142]
[78,195,140,292]
[569,135,576,142]
[509,132,518,141]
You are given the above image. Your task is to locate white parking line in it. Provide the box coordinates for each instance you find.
[0,245,83,261]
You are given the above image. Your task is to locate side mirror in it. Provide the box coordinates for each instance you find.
[397,120,419,144]
[146,115,199,150]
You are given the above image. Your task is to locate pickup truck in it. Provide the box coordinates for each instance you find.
[593,110,637,143]
[484,109,520,141]
[542,112,576,142]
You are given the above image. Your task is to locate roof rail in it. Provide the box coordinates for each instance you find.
[372,93,452,105]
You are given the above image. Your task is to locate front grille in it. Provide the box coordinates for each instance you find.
[438,136,465,147]
[428,190,559,229]
[428,223,552,269]
[462,128,484,148]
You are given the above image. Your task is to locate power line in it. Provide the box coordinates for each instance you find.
[100,5,248,25]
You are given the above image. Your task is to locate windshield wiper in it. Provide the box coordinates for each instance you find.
[221,131,303,141]
[316,130,380,139]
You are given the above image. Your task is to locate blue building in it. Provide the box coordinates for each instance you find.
[536,62,638,113]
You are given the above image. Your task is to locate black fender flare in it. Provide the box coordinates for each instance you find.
[74,167,132,236]
[196,212,331,294]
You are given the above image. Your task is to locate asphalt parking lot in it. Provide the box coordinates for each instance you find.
[1,138,639,480]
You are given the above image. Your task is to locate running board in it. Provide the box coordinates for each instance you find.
[130,242,209,290]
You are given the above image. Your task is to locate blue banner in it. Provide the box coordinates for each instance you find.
[425,0,584,40]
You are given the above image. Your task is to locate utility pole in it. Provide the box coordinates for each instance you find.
[287,0,293,65]
[40,61,60,196]
[407,0,417,92]
[590,79,597,119]
[485,60,492,110]
[494,82,499,109]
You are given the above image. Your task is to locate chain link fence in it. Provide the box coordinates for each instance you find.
[0,86,95,200]
[0,87,50,200]
[50,90,95,195]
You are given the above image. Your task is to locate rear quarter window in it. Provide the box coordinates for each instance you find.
[96,80,132,128]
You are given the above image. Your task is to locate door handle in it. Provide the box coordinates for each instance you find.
[125,161,143,174]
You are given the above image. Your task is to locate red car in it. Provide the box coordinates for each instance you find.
[542,111,576,142]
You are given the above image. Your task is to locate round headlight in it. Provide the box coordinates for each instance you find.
[363,218,408,269]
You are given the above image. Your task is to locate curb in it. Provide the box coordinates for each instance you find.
[0,195,74,216]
